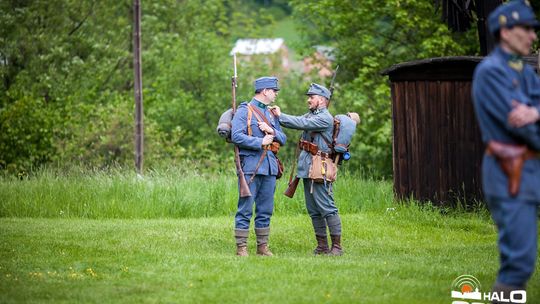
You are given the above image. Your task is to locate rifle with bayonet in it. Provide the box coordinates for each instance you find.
[231,54,252,197]
[284,65,340,198]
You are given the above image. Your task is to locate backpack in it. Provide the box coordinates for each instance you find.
[332,113,359,153]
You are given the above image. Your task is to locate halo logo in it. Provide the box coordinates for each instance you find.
[451,275,483,303]
[450,275,527,304]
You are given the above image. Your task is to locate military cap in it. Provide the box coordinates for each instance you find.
[306,83,331,99]
[254,76,280,92]
[488,0,540,35]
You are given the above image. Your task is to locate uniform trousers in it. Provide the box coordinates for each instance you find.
[235,174,276,230]
[486,195,538,287]
[303,178,338,220]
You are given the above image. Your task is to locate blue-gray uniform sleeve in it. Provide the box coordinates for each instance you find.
[279,112,332,131]
[231,106,263,150]
[475,66,540,150]
[528,72,540,113]
[272,119,287,145]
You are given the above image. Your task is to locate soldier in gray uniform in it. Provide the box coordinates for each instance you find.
[231,76,287,257]
[272,83,343,255]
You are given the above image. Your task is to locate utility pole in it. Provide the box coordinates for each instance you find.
[133,0,144,174]
[476,0,503,55]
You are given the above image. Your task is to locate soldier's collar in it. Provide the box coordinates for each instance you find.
[508,58,524,72]
[251,98,268,109]
[497,46,524,72]
[310,107,326,114]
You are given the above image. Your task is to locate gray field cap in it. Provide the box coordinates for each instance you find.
[306,83,331,99]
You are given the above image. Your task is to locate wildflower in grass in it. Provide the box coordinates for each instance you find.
[86,268,97,277]
[28,272,43,279]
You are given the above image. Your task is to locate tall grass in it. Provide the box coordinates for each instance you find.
[0,167,395,219]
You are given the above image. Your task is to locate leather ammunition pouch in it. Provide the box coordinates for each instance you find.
[269,141,281,154]
[299,140,320,155]
[486,141,538,197]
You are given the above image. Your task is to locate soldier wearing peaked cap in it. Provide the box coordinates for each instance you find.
[271,83,344,256]
[230,76,287,257]
[472,0,540,296]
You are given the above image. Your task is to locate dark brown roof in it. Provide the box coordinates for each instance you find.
[381,55,540,81]
[380,56,482,76]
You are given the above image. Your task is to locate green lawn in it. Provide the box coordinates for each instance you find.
[1,170,539,303]
[1,214,539,303]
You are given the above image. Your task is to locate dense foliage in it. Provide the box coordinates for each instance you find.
[292,0,479,177]
[0,0,275,173]
[1,0,479,177]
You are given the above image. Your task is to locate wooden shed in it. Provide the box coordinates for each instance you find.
[382,56,484,205]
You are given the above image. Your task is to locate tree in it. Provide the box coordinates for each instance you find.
[291,0,479,177]
[0,0,278,172]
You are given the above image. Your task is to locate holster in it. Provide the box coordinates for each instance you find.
[486,141,538,197]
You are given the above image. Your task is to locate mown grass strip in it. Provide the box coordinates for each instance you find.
[1,214,538,303]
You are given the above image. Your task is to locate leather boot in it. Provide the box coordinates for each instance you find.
[257,243,273,256]
[236,245,248,257]
[235,228,249,257]
[329,235,343,256]
[313,234,330,255]
[255,227,273,256]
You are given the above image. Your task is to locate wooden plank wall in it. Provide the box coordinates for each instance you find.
[392,80,483,206]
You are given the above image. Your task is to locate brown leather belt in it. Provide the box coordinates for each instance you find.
[298,140,332,158]
[299,140,317,155]
[485,143,539,160]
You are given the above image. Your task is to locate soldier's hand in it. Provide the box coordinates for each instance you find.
[258,122,274,135]
[270,106,281,116]
[509,100,540,127]
[262,135,274,146]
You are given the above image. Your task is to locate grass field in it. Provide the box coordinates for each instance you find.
[0,169,394,218]
[1,169,539,303]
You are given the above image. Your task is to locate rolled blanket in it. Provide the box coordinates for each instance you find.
[216,108,233,139]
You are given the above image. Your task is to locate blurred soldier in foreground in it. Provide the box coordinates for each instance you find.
[472,0,540,297]
[272,83,345,256]
[231,76,287,257]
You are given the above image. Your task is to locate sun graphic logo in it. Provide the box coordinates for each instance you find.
[450,275,484,303]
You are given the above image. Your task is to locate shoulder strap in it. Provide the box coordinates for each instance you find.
[320,133,334,151]
[245,104,272,182]
[247,106,253,136]
[247,104,272,126]
[332,118,340,143]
